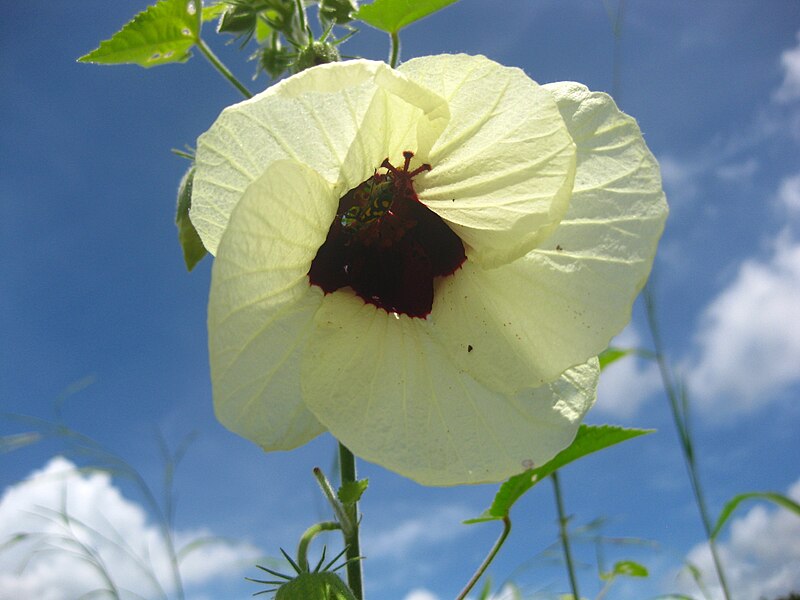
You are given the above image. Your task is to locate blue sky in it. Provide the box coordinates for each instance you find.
[2,1,800,599]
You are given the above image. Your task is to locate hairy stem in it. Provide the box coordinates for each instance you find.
[196,37,253,99]
[645,286,732,600]
[552,471,581,599]
[339,443,364,599]
[455,516,511,600]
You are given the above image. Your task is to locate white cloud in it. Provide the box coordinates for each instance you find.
[688,236,800,414]
[657,154,759,209]
[403,590,440,600]
[657,154,702,206]
[715,157,759,183]
[676,477,800,600]
[595,325,661,419]
[0,457,261,600]
[364,504,471,561]
[774,31,800,103]
[401,583,520,600]
[778,173,800,213]
[658,30,800,213]
[482,585,522,600]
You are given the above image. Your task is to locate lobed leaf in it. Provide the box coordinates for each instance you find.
[79,0,201,67]
[711,491,800,539]
[355,0,460,33]
[465,425,652,524]
[175,166,208,271]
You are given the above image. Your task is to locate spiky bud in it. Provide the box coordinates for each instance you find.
[293,41,341,74]
[274,572,357,600]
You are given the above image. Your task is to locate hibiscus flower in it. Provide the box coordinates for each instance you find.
[190,54,667,485]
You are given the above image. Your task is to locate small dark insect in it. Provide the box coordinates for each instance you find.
[467,344,473,353]
[556,244,563,251]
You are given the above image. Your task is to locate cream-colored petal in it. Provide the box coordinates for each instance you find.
[209,160,338,450]
[399,54,576,267]
[192,60,448,255]
[534,81,667,343]
[301,292,597,486]
[434,82,666,392]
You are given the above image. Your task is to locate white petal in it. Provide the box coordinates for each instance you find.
[399,54,577,267]
[209,160,337,450]
[192,60,449,255]
[538,83,667,331]
[432,84,667,393]
[301,292,597,486]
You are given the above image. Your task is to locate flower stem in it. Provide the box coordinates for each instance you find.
[338,443,364,600]
[297,521,341,571]
[455,516,511,600]
[389,31,400,68]
[196,37,253,99]
[552,471,581,600]
[644,286,733,600]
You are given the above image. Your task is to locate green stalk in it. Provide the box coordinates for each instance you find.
[293,0,312,43]
[196,37,253,99]
[338,443,364,599]
[389,31,400,68]
[455,516,511,600]
[644,286,732,600]
[552,471,581,600]
[297,521,341,571]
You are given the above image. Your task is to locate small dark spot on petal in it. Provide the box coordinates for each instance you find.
[467,344,473,353]
[556,244,563,251]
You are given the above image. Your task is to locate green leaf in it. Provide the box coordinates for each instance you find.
[598,347,633,371]
[175,166,207,271]
[476,577,492,600]
[79,0,201,67]
[337,479,369,505]
[255,18,272,43]
[355,0,460,33]
[202,2,227,22]
[711,491,800,539]
[465,425,652,524]
[598,347,654,371]
[601,560,648,580]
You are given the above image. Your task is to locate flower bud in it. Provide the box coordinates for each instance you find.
[274,572,357,600]
[319,0,358,25]
[257,45,293,78]
[218,6,257,35]
[293,41,341,73]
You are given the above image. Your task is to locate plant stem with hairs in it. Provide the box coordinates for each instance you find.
[338,443,364,599]
[455,516,512,600]
[552,471,581,599]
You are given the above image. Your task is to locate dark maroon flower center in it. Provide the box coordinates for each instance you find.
[308,151,466,318]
